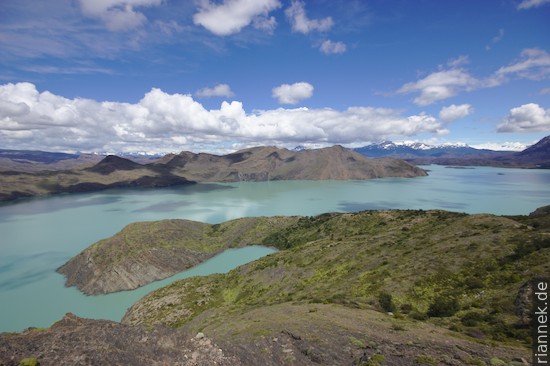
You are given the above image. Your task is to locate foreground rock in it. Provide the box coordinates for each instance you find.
[0,306,530,365]
[0,313,240,366]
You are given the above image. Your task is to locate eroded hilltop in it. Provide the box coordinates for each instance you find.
[0,145,427,202]
[8,207,549,365]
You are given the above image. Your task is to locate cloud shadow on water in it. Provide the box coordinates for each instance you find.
[0,251,67,291]
[0,195,123,222]
[133,200,190,213]
[339,201,404,212]
[416,198,468,211]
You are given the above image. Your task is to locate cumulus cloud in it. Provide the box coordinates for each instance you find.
[397,49,550,105]
[79,0,163,31]
[517,0,550,9]
[493,48,550,82]
[320,40,347,55]
[195,84,235,98]
[497,103,550,132]
[272,82,314,104]
[285,0,333,33]
[193,0,281,36]
[0,82,447,154]
[439,104,473,122]
[398,69,479,106]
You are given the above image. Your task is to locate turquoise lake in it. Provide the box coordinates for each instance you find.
[1,165,550,332]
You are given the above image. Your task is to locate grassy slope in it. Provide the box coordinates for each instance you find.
[122,208,550,363]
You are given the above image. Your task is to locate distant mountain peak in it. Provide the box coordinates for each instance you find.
[517,135,550,157]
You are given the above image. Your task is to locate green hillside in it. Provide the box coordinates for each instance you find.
[120,208,550,363]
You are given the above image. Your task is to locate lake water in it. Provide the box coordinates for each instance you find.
[1,165,549,332]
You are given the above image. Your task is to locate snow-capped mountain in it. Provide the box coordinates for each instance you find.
[354,141,494,158]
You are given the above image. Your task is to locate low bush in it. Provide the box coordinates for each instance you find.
[427,295,460,317]
[378,291,396,313]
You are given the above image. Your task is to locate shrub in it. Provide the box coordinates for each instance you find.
[427,296,460,317]
[464,277,485,290]
[461,311,485,326]
[378,291,396,312]
[19,359,39,366]
[400,303,413,314]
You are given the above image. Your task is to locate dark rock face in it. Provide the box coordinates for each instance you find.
[529,205,550,217]
[515,281,533,326]
[0,313,240,366]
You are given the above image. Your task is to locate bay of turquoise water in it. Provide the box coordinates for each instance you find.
[1,165,549,332]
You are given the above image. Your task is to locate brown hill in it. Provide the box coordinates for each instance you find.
[85,155,144,174]
[157,145,427,182]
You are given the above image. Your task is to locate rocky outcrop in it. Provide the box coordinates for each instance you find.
[57,217,300,295]
[0,313,240,366]
[0,308,530,366]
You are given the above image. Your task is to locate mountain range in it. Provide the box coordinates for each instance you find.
[354,135,550,168]
[0,145,426,202]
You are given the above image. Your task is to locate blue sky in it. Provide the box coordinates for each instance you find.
[0,0,549,154]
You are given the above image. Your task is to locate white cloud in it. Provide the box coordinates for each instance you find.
[517,0,550,9]
[252,15,278,33]
[79,0,163,31]
[320,40,347,55]
[397,49,550,105]
[439,104,473,122]
[446,55,470,68]
[193,0,281,36]
[272,82,314,104]
[398,69,479,106]
[493,48,550,82]
[485,29,504,51]
[285,0,333,33]
[0,82,447,154]
[195,84,235,98]
[540,88,550,95]
[497,103,550,132]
